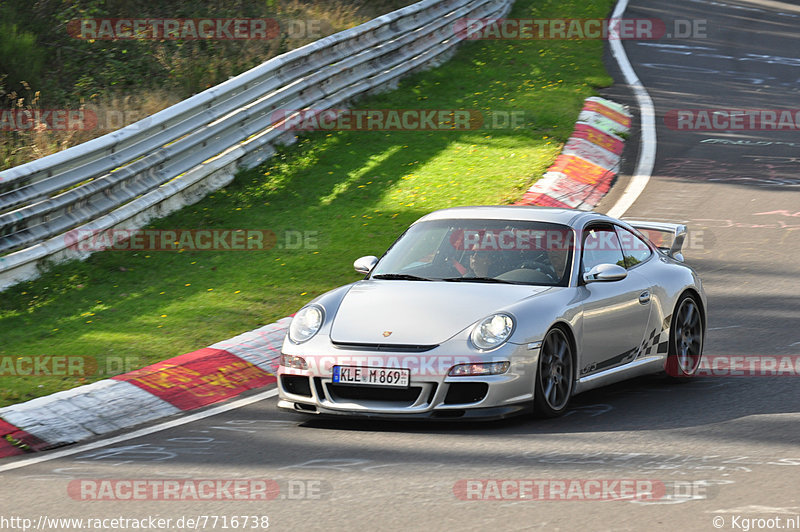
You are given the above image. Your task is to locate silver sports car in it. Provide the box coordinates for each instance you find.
[277,206,706,419]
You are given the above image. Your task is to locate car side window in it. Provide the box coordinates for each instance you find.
[582,226,625,273]
[615,226,652,269]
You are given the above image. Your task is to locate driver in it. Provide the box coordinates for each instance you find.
[467,249,492,277]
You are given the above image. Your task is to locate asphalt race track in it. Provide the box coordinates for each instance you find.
[2,0,800,530]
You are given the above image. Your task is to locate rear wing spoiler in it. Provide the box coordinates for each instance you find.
[622,220,687,262]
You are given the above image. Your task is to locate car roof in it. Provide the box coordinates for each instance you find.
[414,205,614,227]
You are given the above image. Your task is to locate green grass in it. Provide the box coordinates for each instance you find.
[0,0,614,407]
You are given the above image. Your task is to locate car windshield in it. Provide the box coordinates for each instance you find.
[370,218,574,286]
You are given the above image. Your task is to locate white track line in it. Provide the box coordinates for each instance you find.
[0,389,279,473]
[605,0,657,219]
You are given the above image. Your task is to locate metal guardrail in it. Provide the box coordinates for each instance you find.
[0,0,513,290]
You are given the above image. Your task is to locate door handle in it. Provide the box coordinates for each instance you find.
[638,291,651,304]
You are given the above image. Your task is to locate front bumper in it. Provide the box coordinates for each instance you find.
[276,398,533,420]
[276,336,539,420]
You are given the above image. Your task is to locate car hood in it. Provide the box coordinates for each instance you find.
[329,280,551,345]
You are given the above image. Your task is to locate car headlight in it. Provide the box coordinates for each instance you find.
[288,305,324,344]
[470,313,515,350]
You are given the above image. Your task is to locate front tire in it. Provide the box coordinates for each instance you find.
[534,327,574,417]
[665,293,704,378]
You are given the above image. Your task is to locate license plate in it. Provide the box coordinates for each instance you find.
[332,366,410,388]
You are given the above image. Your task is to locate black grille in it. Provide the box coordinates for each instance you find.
[331,341,437,353]
[314,377,326,399]
[280,375,312,397]
[327,383,422,404]
[444,382,489,404]
[432,409,465,418]
[427,383,438,405]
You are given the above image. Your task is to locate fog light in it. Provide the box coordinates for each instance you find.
[448,361,510,376]
[280,354,308,370]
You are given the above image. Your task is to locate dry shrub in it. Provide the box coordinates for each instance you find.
[0,0,418,171]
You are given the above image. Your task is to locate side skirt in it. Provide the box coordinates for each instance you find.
[572,356,665,395]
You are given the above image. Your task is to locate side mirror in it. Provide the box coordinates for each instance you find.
[583,263,627,283]
[354,255,378,275]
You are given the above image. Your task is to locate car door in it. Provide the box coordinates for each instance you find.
[615,224,660,360]
[577,224,653,377]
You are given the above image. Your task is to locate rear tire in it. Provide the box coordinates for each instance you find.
[665,293,704,379]
[534,327,574,417]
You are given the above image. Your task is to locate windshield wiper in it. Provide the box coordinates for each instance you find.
[372,273,432,281]
[441,277,516,284]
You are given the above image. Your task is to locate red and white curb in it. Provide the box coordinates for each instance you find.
[0,318,291,457]
[515,96,631,210]
[0,98,631,459]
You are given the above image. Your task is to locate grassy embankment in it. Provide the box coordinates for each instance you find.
[0,0,416,170]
